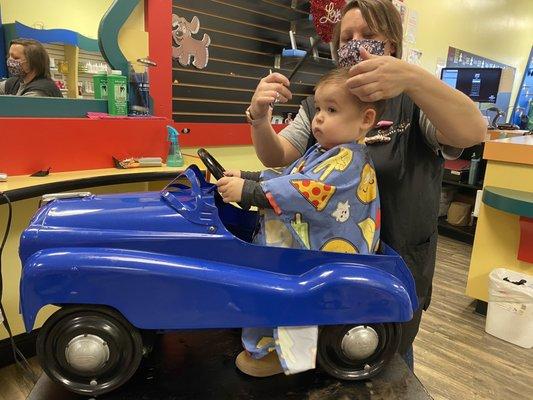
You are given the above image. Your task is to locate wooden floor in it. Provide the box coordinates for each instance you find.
[0,236,531,400]
[0,357,40,400]
[414,236,532,400]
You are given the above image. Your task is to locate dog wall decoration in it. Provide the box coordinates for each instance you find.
[172,14,211,70]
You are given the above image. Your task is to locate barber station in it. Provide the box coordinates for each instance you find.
[0,1,531,399]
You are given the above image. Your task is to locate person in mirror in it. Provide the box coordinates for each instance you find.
[217,67,384,376]
[0,38,62,97]
[242,0,486,373]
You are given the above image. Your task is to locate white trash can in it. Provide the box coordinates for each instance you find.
[485,268,533,348]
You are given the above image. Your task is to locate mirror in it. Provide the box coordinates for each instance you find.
[0,0,148,117]
[0,0,114,99]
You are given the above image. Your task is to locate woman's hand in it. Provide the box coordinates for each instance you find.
[348,48,485,147]
[216,176,245,203]
[223,169,241,178]
[346,47,414,102]
[249,72,292,120]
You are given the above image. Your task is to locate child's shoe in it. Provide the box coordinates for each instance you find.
[235,350,284,377]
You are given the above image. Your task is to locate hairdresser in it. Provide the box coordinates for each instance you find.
[244,0,485,369]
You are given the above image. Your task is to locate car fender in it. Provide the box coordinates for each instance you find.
[21,248,415,332]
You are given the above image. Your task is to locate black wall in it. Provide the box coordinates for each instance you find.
[172,0,334,123]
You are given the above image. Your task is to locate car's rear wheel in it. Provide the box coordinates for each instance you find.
[317,323,401,380]
[36,306,143,396]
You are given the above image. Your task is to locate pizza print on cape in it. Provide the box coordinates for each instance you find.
[291,179,336,211]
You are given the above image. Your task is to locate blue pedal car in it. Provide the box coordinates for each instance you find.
[19,150,418,396]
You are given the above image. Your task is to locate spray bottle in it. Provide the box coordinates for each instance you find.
[166,125,184,167]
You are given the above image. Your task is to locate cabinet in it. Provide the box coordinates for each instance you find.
[438,143,485,244]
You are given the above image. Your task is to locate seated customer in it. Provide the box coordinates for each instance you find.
[0,38,62,97]
[216,67,383,377]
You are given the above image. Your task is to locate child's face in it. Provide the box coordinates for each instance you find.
[312,82,375,150]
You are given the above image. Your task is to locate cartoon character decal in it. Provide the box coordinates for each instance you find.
[331,200,350,223]
[290,159,306,174]
[290,213,311,249]
[321,238,358,254]
[172,14,211,69]
[358,217,376,253]
[356,163,377,204]
[313,147,353,181]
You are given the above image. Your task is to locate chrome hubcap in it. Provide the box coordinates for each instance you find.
[341,326,379,360]
[65,334,110,372]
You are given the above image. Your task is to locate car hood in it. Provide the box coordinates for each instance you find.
[19,189,222,264]
[32,191,199,232]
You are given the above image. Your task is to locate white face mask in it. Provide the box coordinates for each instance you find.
[337,39,385,67]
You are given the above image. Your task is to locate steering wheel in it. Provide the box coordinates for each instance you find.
[197,148,248,209]
[197,148,226,180]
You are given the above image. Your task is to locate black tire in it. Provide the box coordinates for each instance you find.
[36,306,143,396]
[317,323,401,380]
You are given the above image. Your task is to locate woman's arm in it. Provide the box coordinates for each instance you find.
[248,72,301,167]
[404,67,486,148]
[250,117,300,167]
[347,49,486,148]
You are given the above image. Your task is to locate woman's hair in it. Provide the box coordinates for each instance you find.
[10,38,52,79]
[331,0,403,61]
[316,67,385,122]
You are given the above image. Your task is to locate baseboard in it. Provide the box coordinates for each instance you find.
[0,330,39,369]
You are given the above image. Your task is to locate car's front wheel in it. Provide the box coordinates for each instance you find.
[317,323,401,380]
[36,306,143,396]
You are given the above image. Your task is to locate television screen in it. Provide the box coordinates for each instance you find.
[440,67,502,103]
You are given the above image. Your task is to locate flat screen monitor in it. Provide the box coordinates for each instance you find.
[440,67,502,103]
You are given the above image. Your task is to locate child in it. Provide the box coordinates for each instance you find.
[216,67,383,377]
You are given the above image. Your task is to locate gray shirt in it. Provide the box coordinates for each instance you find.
[0,79,48,97]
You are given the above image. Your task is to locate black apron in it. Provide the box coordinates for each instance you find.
[303,94,443,353]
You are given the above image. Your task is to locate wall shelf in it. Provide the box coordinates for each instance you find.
[279,54,334,70]
[442,179,483,190]
[43,43,108,99]
[438,217,475,244]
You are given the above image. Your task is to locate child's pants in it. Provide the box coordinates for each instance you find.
[241,326,318,375]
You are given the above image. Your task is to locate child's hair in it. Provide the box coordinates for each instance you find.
[315,67,385,123]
